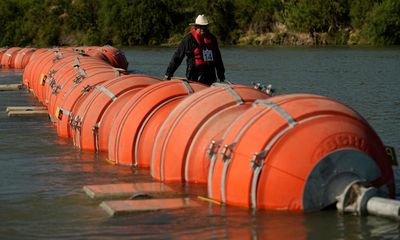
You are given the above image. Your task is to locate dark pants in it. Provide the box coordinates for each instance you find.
[187,65,217,86]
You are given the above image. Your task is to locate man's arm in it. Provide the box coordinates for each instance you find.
[165,36,189,79]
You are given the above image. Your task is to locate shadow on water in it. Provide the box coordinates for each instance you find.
[1,48,400,239]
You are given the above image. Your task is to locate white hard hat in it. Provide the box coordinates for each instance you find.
[189,14,209,26]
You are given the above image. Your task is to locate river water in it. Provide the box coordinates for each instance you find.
[0,47,399,239]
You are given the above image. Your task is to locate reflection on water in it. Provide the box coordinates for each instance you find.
[1,47,400,239]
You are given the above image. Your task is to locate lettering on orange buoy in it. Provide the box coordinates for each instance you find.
[313,133,369,162]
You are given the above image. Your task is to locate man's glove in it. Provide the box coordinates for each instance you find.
[163,75,171,80]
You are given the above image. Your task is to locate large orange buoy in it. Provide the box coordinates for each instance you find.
[70,74,160,151]
[208,94,395,211]
[0,48,8,66]
[1,47,22,68]
[25,49,65,94]
[55,68,125,138]
[44,56,112,109]
[22,48,49,87]
[13,48,36,69]
[151,83,270,182]
[46,61,115,119]
[41,54,85,105]
[96,90,142,152]
[100,45,129,70]
[108,80,207,167]
[32,51,82,103]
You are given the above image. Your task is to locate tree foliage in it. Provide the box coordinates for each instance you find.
[0,0,399,46]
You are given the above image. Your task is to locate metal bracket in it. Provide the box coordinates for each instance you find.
[48,69,56,79]
[73,48,87,56]
[52,50,63,63]
[221,143,236,162]
[49,78,56,88]
[52,85,61,95]
[252,82,275,95]
[207,140,221,160]
[73,57,81,68]
[70,115,82,130]
[81,85,93,94]
[250,151,267,170]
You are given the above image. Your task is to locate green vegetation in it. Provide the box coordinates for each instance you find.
[0,0,399,47]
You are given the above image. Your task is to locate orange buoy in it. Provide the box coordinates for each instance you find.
[43,56,112,108]
[108,80,207,167]
[151,84,270,182]
[100,45,129,70]
[0,48,8,65]
[1,47,22,68]
[13,48,36,69]
[47,61,115,119]
[96,90,143,152]
[70,74,160,151]
[33,51,81,102]
[22,48,49,87]
[25,49,65,95]
[55,68,125,138]
[208,94,395,211]
[84,48,109,63]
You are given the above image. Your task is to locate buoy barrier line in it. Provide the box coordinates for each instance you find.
[55,69,125,138]
[49,67,118,119]
[14,48,36,69]
[7,46,398,218]
[29,49,66,96]
[151,87,220,180]
[184,104,256,184]
[248,99,299,209]
[45,56,87,97]
[156,82,208,178]
[109,80,205,166]
[206,105,261,198]
[23,49,50,88]
[134,93,184,167]
[109,81,176,162]
[133,96,183,167]
[45,59,114,108]
[210,105,268,200]
[100,91,145,152]
[0,47,22,68]
[37,51,89,102]
[209,96,393,210]
[154,86,253,181]
[20,47,128,90]
[250,123,297,209]
[151,85,270,183]
[71,75,160,151]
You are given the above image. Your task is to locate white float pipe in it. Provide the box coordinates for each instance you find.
[366,197,400,220]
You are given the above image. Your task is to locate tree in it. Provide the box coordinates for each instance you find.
[366,0,400,44]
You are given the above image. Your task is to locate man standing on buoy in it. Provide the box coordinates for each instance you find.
[164,14,225,85]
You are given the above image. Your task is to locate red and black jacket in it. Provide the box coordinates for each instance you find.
[165,28,225,85]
